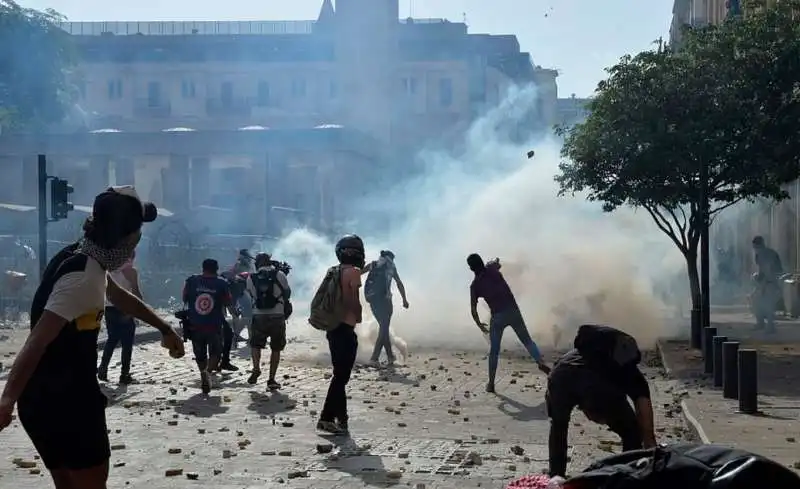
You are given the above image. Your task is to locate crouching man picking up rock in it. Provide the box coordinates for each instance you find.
[546,324,657,477]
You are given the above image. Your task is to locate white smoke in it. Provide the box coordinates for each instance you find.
[258,86,689,354]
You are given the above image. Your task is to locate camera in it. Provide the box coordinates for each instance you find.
[270,260,292,275]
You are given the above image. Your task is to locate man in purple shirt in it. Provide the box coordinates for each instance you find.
[468,253,550,393]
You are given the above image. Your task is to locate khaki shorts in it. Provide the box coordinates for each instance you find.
[249,315,287,351]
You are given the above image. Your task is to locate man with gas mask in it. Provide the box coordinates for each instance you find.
[0,186,184,489]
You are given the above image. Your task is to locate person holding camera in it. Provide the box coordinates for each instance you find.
[245,252,291,390]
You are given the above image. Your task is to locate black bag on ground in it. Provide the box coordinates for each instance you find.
[566,443,800,489]
[574,324,641,368]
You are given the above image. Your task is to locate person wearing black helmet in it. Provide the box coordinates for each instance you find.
[0,186,184,489]
[183,258,234,394]
[316,234,364,435]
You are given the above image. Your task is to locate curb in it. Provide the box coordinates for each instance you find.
[655,340,711,444]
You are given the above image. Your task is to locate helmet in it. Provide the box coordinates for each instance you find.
[335,234,365,267]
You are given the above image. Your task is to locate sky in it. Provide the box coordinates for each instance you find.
[24,0,674,98]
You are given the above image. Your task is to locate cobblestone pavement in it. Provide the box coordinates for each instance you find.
[659,340,800,473]
[0,334,693,489]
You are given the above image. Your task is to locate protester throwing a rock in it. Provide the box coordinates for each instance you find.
[246,252,291,390]
[308,234,365,435]
[545,324,656,477]
[467,253,550,393]
[0,186,184,489]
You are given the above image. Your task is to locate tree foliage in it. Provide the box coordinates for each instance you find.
[0,0,74,131]
[555,0,800,304]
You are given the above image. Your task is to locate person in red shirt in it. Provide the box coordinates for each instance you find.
[468,253,550,393]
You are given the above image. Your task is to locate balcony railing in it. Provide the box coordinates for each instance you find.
[205,97,251,117]
[133,98,172,118]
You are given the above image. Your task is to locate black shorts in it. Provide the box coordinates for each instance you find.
[249,315,287,351]
[18,390,110,470]
[190,327,222,363]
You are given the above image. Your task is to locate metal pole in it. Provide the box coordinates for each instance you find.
[700,157,711,332]
[37,154,48,279]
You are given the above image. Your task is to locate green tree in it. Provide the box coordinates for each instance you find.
[555,0,800,311]
[0,0,75,132]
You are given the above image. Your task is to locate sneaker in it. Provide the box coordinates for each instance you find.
[200,372,211,394]
[119,373,134,385]
[247,370,261,385]
[97,369,108,382]
[267,378,281,391]
[485,382,495,393]
[316,420,347,435]
[337,419,350,435]
[219,362,239,372]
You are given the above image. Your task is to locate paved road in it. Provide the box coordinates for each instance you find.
[0,334,693,488]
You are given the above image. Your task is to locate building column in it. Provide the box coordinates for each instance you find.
[21,155,38,205]
[114,158,135,186]
[190,157,210,207]
[164,154,190,212]
[0,156,22,204]
[88,155,110,196]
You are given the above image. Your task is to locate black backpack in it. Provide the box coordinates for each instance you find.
[252,269,284,310]
[574,324,641,368]
[364,261,390,304]
[567,443,800,489]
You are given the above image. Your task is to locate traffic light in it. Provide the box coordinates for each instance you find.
[50,177,74,221]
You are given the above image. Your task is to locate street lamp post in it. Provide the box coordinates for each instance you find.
[700,156,711,344]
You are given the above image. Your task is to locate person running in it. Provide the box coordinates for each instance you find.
[246,252,291,390]
[467,253,550,393]
[315,234,364,435]
[0,186,184,489]
[97,250,143,384]
[546,324,657,477]
[362,250,409,366]
[183,258,234,394]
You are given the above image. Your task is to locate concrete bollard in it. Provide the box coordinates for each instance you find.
[703,327,717,374]
[722,341,740,399]
[738,349,758,414]
[712,336,728,387]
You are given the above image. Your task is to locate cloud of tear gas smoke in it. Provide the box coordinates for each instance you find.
[265,86,690,355]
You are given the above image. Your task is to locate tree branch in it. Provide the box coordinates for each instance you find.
[643,204,689,255]
[665,205,688,248]
[709,197,745,223]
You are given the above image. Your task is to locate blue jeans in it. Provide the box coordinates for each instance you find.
[369,299,394,362]
[99,306,136,376]
[488,306,542,385]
